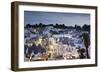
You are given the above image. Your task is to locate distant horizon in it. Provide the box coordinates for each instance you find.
[25,23,90,27]
[24,11,90,27]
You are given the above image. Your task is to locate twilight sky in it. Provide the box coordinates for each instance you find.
[24,11,90,27]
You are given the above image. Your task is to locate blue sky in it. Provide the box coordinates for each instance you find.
[24,11,90,27]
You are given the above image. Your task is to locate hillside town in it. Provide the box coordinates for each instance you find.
[24,23,90,61]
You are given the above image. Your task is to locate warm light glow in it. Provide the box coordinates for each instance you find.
[35,38,42,46]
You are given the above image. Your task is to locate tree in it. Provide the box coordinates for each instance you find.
[75,24,81,30]
[39,23,43,27]
[35,24,38,27]
[82,24,90,32]
[81,33,90,58]
[77,48,86,59]
[26,24,31,28]
[55,23,59,28]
